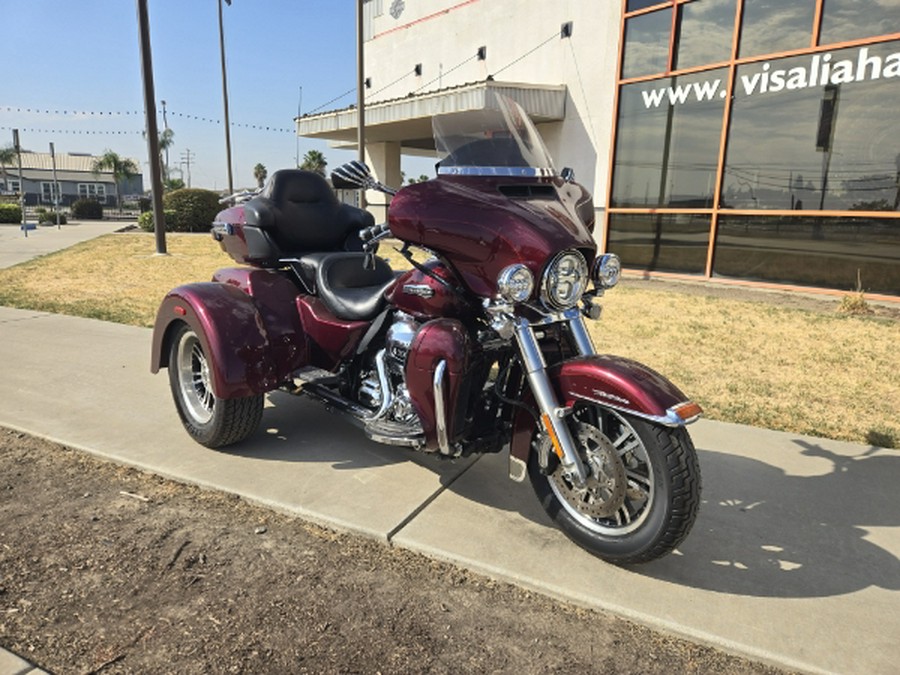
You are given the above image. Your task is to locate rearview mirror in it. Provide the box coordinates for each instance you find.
[331,161,373,190]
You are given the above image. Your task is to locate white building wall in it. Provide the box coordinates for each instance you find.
[364,0,622,213]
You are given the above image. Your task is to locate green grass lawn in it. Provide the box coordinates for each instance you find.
[1,232,896,448]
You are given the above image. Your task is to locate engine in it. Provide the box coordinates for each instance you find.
[357,312,421,427]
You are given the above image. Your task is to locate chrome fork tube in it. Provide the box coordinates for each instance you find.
[513,318,587,485]
[569,313,596,356]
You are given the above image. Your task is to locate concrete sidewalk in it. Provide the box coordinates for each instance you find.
[0,221,126,269]
[0,306,897,673]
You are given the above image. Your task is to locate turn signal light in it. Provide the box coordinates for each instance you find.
[672,401,703,422]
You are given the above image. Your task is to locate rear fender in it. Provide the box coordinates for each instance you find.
[151,281,303,398]
[508,354,701,481]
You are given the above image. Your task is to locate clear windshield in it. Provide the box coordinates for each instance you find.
[433,92,556,177]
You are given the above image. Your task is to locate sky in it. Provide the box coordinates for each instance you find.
[0,0,422,191]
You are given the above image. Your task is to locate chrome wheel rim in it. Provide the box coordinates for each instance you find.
[547,409,655,536]
[175,331,214,425]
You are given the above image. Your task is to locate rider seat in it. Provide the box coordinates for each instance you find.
[295,252,396,322]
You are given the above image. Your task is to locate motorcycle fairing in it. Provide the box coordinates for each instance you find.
[508,354,701,480]
[405,318,471,451]
[387,175,595,299]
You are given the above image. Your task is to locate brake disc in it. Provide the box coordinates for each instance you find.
[548,422,628,519]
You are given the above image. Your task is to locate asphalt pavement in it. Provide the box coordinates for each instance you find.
[0,223,898,674]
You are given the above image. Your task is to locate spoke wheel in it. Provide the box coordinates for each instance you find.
[529,405,701,565]
[168,323,264,448]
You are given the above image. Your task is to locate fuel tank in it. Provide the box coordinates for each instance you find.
[385,259,469,321]
[388,175,596,298]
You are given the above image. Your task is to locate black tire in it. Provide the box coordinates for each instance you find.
[167,323,264,448]
[528,405,701,565]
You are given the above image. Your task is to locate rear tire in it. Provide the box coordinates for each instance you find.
[168,323,264,448]
[528,405,700,565]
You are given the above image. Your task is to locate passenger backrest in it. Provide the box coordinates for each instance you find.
[243,170,373,255]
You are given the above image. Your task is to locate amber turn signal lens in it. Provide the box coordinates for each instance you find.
[541,412,565,459]
[672,401,703,422]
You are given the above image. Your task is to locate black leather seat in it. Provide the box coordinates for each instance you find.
[299,252,396,321]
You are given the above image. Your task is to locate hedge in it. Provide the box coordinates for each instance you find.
[71,199,104,220]
[0,203,22,224]
[137,210,177,232]
[162,188,221,232]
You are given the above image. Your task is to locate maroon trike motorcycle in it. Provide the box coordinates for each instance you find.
[151,94,701,564]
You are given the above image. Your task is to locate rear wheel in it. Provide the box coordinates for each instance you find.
[528,405,700,565]
[168,323,264,448]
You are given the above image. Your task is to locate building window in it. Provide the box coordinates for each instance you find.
[78,183,106,202]
[41,182,62,204]
[6,179,21,194]
[608,0,900,296]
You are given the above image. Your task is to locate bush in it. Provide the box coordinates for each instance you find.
[162,188,221,232]
[71,199,104,220]
[0,203,22,223]
[34,208,67,225]
[137,210,176,232]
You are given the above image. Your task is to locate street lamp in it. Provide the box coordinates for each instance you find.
[218,0,234,195]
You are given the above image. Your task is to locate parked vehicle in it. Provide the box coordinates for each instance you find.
[151,93,702,564]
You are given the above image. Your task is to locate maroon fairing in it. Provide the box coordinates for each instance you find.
[388,176,596,298]
[508,355,699,467]
[387,260,470,320]
[405,318,470,451]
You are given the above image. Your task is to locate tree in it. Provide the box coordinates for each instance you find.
[253,163,268,189]
[158,128,175,180]
[300,150,327,176]
[0,145,15,190]
[91,150,139,211]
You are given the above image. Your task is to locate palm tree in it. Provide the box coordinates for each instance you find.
[300,150,327,176]
[253,163,268,189]
[0,145,15,191]
[91,150,138,211]
[158,128,175,181]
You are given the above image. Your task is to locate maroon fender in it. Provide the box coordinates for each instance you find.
[509,355,702,470]
[405,318,470,451]
[151,274,307,398]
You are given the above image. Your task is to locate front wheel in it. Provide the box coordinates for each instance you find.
[168,323,264,448]
[528,405,701,565]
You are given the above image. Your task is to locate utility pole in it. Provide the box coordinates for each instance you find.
[49,142,60,228]
[181,149,195,188]
[356,0,366,207]
[295,85,302,168]
[12,129,25,237]
[218,0,234,195]
[161,99,169,180]
[135,0,167,254]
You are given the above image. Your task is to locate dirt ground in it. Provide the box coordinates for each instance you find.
[0,429,789,675]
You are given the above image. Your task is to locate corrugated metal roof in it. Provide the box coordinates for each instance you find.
[296,79,566,146]
[8,151,140,174]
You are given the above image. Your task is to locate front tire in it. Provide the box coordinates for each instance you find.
[528,405,700,565]
[168,323,264,448]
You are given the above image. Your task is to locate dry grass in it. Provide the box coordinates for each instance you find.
[0,232,896,448]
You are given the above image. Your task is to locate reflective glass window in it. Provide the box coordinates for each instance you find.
[622,9,672,78]
[607,213,711,274]
[723,41,900,212]
[675,0,736,69]
[739,0,817,58]
[627,0,668,13]
[611,68,727,208]
[820,0,900,46]
[713,215,900,293]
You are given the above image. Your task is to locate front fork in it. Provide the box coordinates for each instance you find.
[513,312,595,487]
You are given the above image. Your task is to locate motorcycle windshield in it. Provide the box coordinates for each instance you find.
[434,92,556,178]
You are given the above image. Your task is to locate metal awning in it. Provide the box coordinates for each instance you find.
[296,80,567,152]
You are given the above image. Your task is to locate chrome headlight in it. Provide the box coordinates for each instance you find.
[591,253,621,289]
[541,250,588,310]
[497,264,534,303]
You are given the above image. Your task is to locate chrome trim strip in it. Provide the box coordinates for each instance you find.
[433,360,451,455]
[437,166,556,177]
